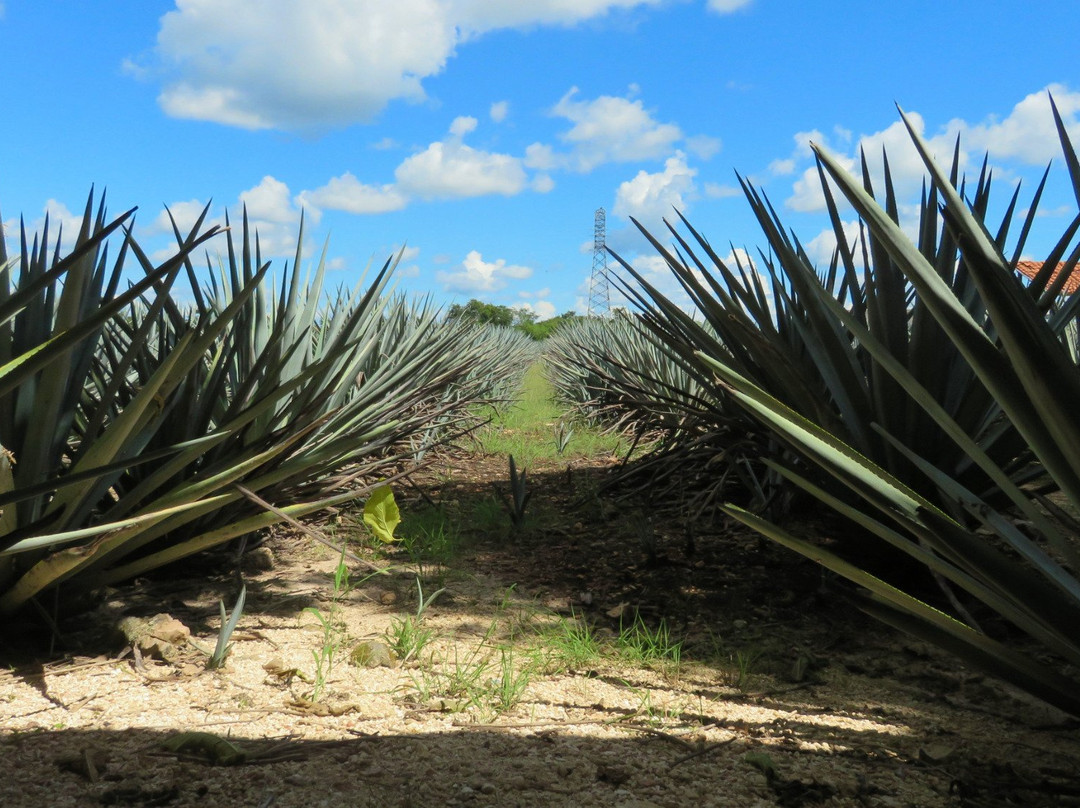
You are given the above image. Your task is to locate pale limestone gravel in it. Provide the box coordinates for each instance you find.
[2,546,1078,808]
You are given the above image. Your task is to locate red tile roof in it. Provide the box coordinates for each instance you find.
[1016,261,1080,295]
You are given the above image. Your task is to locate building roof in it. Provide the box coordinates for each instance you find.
[1016,260,1080,295]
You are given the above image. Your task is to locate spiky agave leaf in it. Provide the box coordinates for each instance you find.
[636,99,1080,715]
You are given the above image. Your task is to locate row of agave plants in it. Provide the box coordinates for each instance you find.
[0,194,534,626]
[548,98,1080,718]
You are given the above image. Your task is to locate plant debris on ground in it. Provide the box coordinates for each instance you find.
[2,440,1078,807]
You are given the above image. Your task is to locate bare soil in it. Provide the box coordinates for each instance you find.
[2,450,1079,807]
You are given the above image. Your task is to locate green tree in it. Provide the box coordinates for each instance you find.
[447,299,580,340]
[446,299,514,327]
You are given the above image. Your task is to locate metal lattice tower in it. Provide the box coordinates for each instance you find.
[587,207,610,316]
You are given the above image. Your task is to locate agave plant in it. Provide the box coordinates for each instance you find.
[0,193,222,596]
[0,195,535,622]
[544,314,763,516]
[617,98,1080,716]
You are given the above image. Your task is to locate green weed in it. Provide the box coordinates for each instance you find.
[399,506,459,578]
[539,615,605,672]
[385,577,444,665]
[477,362,624,463]
[616,614,682,669]
[302,549,356,701]
[729,648,762,691]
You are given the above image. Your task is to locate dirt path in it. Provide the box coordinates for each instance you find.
[2,448,1079,807]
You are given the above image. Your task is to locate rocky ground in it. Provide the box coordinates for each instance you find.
[2,450,1079,807]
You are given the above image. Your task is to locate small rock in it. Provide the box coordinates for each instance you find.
[244,546,275,572]
[116,614,191,662]
[732,619,748,630]
[919,743,955,763]
[478,783,496,795]
[349,640,398,669]
[147,614,191,645]
[605,602,628,619]
[596,763,631,785]
[379,591,397,605]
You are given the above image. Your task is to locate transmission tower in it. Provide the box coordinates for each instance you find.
[587,207,610,316]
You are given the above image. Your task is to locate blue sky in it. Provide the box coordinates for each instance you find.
[2,1,1078,317]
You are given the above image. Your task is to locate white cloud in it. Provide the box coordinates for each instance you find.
[951,83,1080,164]
[140,0,668,131]
[803,220,863,267]
[9,200,86,253]
[551,87,683,171]
[531,174,556,193]
[782,86,1080,214]
[524,142,559,171]
[489,100,509,123]
[449,115,478,137]
[395,134,527,199]
[372,137,400,150]
[768,158,795,176]
[786,149,855,213]
[298,172,408,214]
[436,250,532,293]
[706,0,753,12]
[514,299,557,319]
[704,181,740,199]
[608,253,696,312]
[613,151,697,227]
[239,175,304,224]
[518,286,550,299]
[686,134,722,160]
[392,245,422,277]
[143,198,216,237]
[452,0,665,30]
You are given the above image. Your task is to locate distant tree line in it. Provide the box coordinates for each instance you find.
[446,299,579,340]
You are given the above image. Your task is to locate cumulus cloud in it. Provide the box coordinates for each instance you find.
[613,151,697,228]
[531,174,556,193]
[143,198,216,237]
[452,0,665,31]
[489,100,509,123]
[524,142,559,171]
[372,137,400,150]
[686,134,722,160]
[783,86,1080,214]
[138,0,670,131]
[514,300,557,319]
[135,180,309,267]
[551,87,683,171]
[240,175,305,224]
[704,181,740,199]
[214,175,324,256]
[436,250,532,293]
[302,112,558,213]
[803,220,864,268]
[513,286,557,320]
[768,158,795,176]
[951,84,1080,164]
[706,0,753,12]
[8,200,86,253]
[608,253,695,312]
[392,245,422,277]
[449,115,478,137]
[395,139,527,199]
[299,173,408,214]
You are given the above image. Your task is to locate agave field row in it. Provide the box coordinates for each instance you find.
[546,99,1080,717]
[0,199,534,621]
